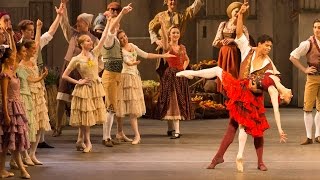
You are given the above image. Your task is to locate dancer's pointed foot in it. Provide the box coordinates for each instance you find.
[116,133,133,142]
[20,170,31,179]
[22,157,35,166]
[30,156,43,165]
[207,157,224,169]
[132,137,141,145]
[83,144,92,153]
[257,163,268,171]
[176,70,194,79]
[236,157,244,173]
[0,170,14,178]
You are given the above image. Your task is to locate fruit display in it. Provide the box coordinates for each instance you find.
[191,95,203,102]
[199,100,225,110]
[142,80,160,89]
[191,59,217,70]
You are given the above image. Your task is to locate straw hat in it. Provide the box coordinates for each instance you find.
[226,2,248,19]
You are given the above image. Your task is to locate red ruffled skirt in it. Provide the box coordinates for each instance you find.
[222,71,270,137]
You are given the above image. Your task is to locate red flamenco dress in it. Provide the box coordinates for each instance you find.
[221,71,270,137]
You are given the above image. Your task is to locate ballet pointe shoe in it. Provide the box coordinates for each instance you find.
[236,157,244,173]
[83,144,92,153]
[30,156,43,165]
[21,171,31,179]
[76,142,86,151]
[22,157,35,166]
[0,170,14,178]
[176,70,194,79]
[207,157,224,169]
[116,134,133,142]
[131,137,141,145]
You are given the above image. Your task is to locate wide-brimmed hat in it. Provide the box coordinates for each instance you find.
[226,2,248,19]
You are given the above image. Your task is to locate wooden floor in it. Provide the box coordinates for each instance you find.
[8,108,320,180]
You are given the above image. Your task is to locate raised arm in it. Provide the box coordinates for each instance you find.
[159,16,169,51]
[47,3,63,36]
[92,12,112,54]
[109,3,133,34]
[60,0,73,42]
[34,20,43,56]
[183,0,204,20]
[236,1,249,39]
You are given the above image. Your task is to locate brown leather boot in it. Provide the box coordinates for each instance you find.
[315,136,320,143]
[300,138,313,145]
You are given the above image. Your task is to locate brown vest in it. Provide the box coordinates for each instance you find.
[238,49,273,79]
[306,36,320,67]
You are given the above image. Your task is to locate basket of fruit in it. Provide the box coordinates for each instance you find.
[191,59,217,70]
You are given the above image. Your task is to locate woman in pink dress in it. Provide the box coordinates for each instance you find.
[0,28,30,179]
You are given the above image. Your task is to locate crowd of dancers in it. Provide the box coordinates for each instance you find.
[0,0,319,178]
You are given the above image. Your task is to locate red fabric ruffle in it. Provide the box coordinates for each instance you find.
[222,71,270,137]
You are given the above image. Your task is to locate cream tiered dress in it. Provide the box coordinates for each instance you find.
[66,50,106,127]
[117,43,146,118]
[21,59,51,132]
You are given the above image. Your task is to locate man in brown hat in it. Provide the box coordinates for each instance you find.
[54,0,99,145]
[149,0,204,137]
[289,18,320,145]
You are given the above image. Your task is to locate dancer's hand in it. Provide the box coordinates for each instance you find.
[304,66,317,75]
[77,78,92,86]
[41,67,48,78]
[133,60,141,65]
[120,3,133,15]
[221,38,234,46]
[36,19,43,29]
[279,129,287,143]
[162,52,176,58]
[239,1,249,15]
[55,3,65,15]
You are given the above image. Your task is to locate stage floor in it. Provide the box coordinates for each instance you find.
[15,108,320,180]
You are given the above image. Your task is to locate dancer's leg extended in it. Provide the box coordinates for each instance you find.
[176,66,223,80]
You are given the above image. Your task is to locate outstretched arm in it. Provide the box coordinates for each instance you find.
[109,3,133,34]
[60,0,73,42]
[268,86,287,143]
[236,1,249,39]
[47,3,63,36]
[92,12,112,55]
